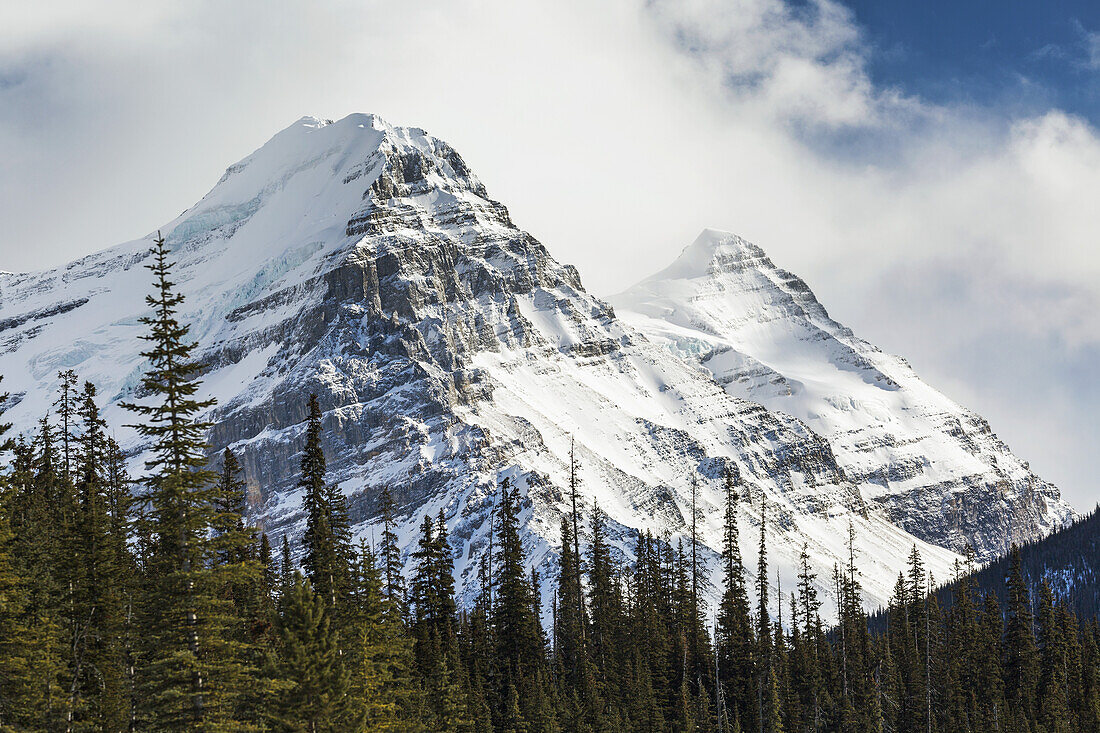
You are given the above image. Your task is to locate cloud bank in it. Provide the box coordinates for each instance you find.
[1,0,1097,507]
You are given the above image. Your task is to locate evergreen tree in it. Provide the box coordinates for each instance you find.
[120,233,243,730]
[377,485,406,614]
[6,410,68,730]
[1003,545,1039,721]
[0,382,43,729]
[716,468,754,729]
[587,502,622,704]
[212,447,250,566]
[54,369,78,485]
[280,535,296,611]
[410,511,465,729]
[492,478,546,708]
[211,447,268,727]
[69,381,130,730]
[0,499,41,730]
[555,514,601,727]
[1037,581,1072,732]
[267,573,354,732]
[298,395,351,612]
[755,496,780,733]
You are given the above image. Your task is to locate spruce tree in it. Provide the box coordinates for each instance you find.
[0,499,40,730]
[1038,580,1071,732]
[6,411,69,730]
[54,369,79,485]
[120,233,239,730]
[555,515,594,717]
[1003,544,1039,721]
[212,447,250,566]
[410,511,465,730]
[0,383,42,729]
[716,468,754,728]
[211,447,267,727]
[587,503,621,698]
[267,573,354,732]
[492,478,546,704]
[299,395,350,612]
[349,541,418,730]
[70,381,130,730]
[756,496,780,733]
[377,485,406,614]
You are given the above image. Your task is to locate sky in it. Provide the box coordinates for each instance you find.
[0,0,1097,509]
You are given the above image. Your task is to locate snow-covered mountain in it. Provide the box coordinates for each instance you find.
[610,230,1071,561]
[0,115,1072,620]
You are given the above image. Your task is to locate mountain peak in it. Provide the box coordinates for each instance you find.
[644,228,769,283]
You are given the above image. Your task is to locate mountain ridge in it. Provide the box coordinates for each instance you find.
[0,113,1071,619]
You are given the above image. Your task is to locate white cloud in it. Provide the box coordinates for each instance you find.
[0,0,1097,507]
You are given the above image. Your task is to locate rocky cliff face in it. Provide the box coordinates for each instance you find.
[0,115,1072,619]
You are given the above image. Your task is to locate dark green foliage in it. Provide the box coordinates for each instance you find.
[377,484,405,614]
[69,382,131,730]
[716,469,754,730]
[266,573,354,732]
[298,395,352,614]
[492,478,546,697]
[1004,544,1040,719]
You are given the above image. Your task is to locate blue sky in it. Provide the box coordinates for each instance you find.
[0,0,1097,509]
[843,0,1100,122]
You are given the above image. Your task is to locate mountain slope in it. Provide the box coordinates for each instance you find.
[611,229,1073,560]
[0,115,1068,619]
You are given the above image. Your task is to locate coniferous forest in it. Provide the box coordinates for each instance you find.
[1,238,1099,733]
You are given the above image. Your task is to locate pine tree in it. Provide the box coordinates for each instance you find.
[716,468,754,728]
[977,591,1007,732]
[1037,580,1072,732]
[409,511,465,729]
[1003,545,1039,722]
[212,447,250,566]
[0,380,43,729]
[279,535,296,611]
[791,544,824,732]
[377,485,406,614]
[299,394,332,603]
[6,411,68,730]
[492,478,546,705]
[69,381,130,730]
[587,502,621,702]
[755,496,780,733]
[0,381,71,730]
[54,369,79,486]
[0,498,41,730]
[211,447,268,727]
[267,573,354,732]
[555,514,600,726]
[685,474,714,705]
[350,541,419,730]
[120,233,238,730]
[1078,620,1100,733]
[299,395,351,613]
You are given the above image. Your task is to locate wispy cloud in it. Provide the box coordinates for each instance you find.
[1028,20,1100,70]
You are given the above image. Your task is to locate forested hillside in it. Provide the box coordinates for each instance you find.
[932,507,1099,622]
